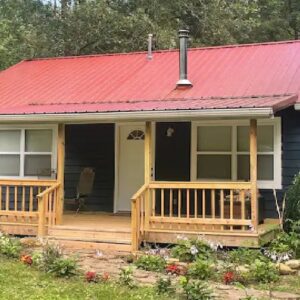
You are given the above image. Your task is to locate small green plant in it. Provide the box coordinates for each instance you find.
[38,242,62,271]
[155,276,174,295]
[187,259,214,280]
[171,237,213,262]
[284,173,300,231]
[47,256,77,277]
[248,259,279,284]
[119,267,136,289]
[179,276,214,300]
[228,248,266,265]
[0,234,22,258]
[135,255,166,272]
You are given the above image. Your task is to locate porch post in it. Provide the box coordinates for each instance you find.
[56,124,65,225]
[250,119,258,231]
[144,121,152,184]
[144,121,152,231]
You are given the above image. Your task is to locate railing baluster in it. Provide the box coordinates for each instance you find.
[160,189,164,217]
[178,189,182,218]
[169,189,173,217]
[187,189,190,219]
[220,189,224,231]
[202,189,206,219]
[29,187,33,212]
[211,189,215,219]
[22,187,25,211]
[194,189,197,218]
[240,190,246,230]
[6,186,9,211]
[230,189,234,231]
[14,187,17,211]
[151,188,155,217]
[0,186,2,210]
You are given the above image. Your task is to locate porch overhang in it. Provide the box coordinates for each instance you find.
[0,94,296,123]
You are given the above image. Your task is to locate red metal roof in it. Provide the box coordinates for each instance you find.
[0,40,299,116]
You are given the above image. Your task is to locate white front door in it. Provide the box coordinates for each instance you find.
[117,124,145,212]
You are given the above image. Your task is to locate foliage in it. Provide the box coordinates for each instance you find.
[119,267,136,289]
[0,0,300,70]
[0,256,170,300]
[171,238,213,262]
[285,173,300,231]
[228,248,266,265]
[47,256,77,278]
[187,259,214,280]
[223,271,235,285]
[179,276,214,300]
[135,255,166,272]
[0,234,22,258]
[165,263,187,276]
[267,221,300,259]
[155,276,174,295]
[20,255,33,266]
[248,259,279,284]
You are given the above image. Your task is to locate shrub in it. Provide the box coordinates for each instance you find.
[166,263,187,275]
[223,271,235,285]
[119,267,136,289]
[267,223,300,259]
[284,173,300,231]
[39,242,62,271]
[248,259,279,284]
[47,256,78,278]
[0,235,22,258]
[187,259,214,280]
[179,276,214,300]
[171,238,213,262]
[155,276,174,295]
[135,255,166,272]
[228,248,266,265]
[85,271,98,283]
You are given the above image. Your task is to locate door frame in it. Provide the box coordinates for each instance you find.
[113,122,155,213]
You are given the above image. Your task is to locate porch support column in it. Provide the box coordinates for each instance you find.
[144,121,152,184]
[144,121,152,232]
[250,119,258,232]
[56,124,65,225]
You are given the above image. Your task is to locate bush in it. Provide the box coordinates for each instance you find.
[248,259,279,284]
[179,276,214,300]
[155,276,174,295]
[39,242,62,271]
[119,267,136,289]
[187,259,214,280]
[284,173,300,231]
[135,255,166,272]
[228,248,266,265]
[0,235,22,258]
[171,238,213,262]
[47,257,77,277]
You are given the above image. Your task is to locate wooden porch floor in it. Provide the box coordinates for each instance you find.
[61,212,131,231]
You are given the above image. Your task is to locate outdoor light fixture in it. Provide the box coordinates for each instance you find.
[166,127,175,137]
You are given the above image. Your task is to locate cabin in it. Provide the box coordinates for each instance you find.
[0,31,299,252]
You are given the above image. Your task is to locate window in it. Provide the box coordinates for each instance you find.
[127,130,145,140]
[192,119,281,189]
[0,127,56,178]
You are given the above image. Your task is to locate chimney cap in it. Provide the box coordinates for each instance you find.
[178,29,190,37]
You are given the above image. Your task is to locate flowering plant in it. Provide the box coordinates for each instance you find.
[101,272,110,282]
[223,271,235,285]
[21,254,33,266]
[165,264,186,275]
[85,271,98,282]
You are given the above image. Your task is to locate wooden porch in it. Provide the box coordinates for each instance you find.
[0,120,280,251]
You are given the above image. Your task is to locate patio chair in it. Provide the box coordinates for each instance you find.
[75,167,95,213]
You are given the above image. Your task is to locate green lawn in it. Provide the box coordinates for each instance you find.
[0,257,170,300]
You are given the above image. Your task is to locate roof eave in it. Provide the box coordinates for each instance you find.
[0,107,274,123]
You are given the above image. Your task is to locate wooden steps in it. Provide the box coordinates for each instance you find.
[48,225,132,252]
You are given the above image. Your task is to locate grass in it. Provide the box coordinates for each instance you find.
[0,257,170,300]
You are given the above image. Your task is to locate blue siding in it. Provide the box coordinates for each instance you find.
[261,107,300,218]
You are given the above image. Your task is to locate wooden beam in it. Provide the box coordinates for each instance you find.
[144,121,152,184]
[56,124,65,225]
[250,119,258,231]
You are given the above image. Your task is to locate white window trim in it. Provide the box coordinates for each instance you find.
[191,118,282,190]
[0,124,58,179]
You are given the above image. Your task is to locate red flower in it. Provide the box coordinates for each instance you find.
[102,272,110,282]
[166,264,185,275]
[223,271,235,285]
[20,255,33,266]
[85,271,97,282]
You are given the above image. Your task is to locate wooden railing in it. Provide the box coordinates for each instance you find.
[0,179,59,236]
[131,181,254,251]
[37,182,61,236]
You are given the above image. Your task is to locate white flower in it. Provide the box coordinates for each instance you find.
[95,250,103,258]
[190,245,199,255]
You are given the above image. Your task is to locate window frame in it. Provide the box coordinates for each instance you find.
[0,124,58,179]
[191,118,282,189]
